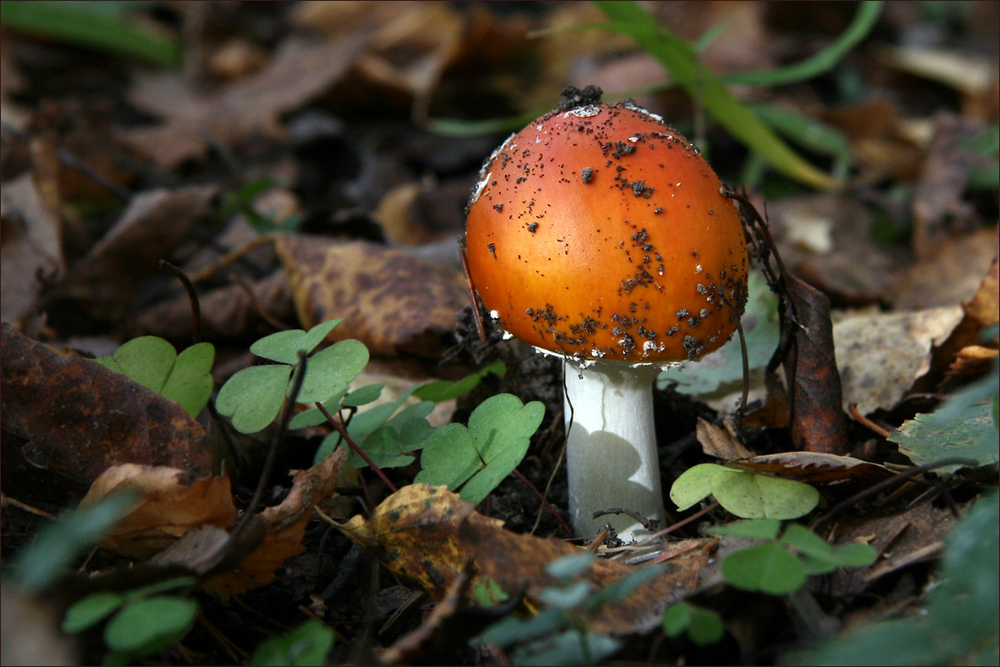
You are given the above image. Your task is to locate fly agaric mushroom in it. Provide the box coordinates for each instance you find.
[464,91,749,541]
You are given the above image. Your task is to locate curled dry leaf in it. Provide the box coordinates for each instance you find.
[697,417,754,460]
[78,464,237,561]
[120,35,371,169]
[203,448,348,598]
[0,324,212,503]
[275,236,467,358]
[783,275,850,454]
[0,173,64,325]
[729,452,895,492]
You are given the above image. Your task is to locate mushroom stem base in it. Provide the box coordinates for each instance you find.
[563,360,666,542]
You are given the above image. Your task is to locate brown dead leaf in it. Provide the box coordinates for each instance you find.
[78,465,237,561]
[460,520,710,636]
[834,306,964,415]
[341,484,710,636]
[783,275,850,454]
[129,270,296,343]
[697,417,754,460]
[888,227,998,310]
[0,324,211,503]
[275,236,467,358]
[0,173,64,325]
[54,186,217,320]
[770,194,906,305]
[120,35,370,169]
[730,452,895,492]
[911,113,991,259]
[203,447,348,598]
[338,484,503,599]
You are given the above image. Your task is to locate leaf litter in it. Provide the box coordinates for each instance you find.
[1,2,997,665]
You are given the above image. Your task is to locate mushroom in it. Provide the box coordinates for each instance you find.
[464,93,749,541]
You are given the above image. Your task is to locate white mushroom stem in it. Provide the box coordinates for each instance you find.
[562,359,666,542]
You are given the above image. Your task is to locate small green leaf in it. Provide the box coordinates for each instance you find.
[588,564,666,608]
[251,619,334,666]
[545,553,596,579]
[471,576,510,607]
[539,581,593,610]
[711,467,820,520]
[663,602,693,637]
[414,423,480,489]
[216,364,291,434]
[831,542,878,569]
[103,597,197,655]
[670,463,723,511]
[722,542,807,595]
[780,523,834,559]
[665,602,725,646]
[97,337,214,417]
[294,338,369,403]
[343,383,384,408]
[62,591,124,633]
[160,342,215,417]
[99,336,176,393]
[460,395,544,504]
[413,361,506,402]
[250,320,342,364]
[709,519,782,540]
[479,608,568,648]
[355,426,415,469]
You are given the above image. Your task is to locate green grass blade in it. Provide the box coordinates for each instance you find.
[593,1,839,190]
[723,2,883,87]
[0,1,180,66]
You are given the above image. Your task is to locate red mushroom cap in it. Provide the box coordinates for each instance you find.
[465,101,749,362]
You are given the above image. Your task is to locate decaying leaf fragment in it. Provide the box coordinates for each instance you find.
[78,465,237,561]
[275,236,466,358]
[339,484,712,636]
[204,448,349,598]
[0,324,211,502]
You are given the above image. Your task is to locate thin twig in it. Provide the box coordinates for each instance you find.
[316,403,398,493]
[229,273,292,332]
[512,468,573,536]
[158,260,202,345]
[848,402,892,439]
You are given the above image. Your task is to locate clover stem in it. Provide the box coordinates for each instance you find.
[316,402,398,493]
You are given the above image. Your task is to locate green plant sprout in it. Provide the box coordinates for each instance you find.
[708,520,877,596]
[250,619,334,667]
[216,319,368,434]
[671,464,821,520]
[96,336,215,418]
[216,178,303,233]
[219,320,541,503]
[477,553,665,666]
[62,576,199,666]
[662,601,725,647]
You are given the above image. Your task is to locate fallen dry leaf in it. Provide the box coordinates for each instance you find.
[0,173,64,325]
[338,483,503,599]
[783,275,850,454]
[54,186,217,320]
[697,417,754,460]
[78,465,237,561]
[203,447,348,598]
[730,452,895,493]
[834,306,964,415]
[129,270,296,343]
[888,227,998,310]
[339,484,711,636]
[120,34,370,169]
[275,235,467,358]
[0,324,212,503]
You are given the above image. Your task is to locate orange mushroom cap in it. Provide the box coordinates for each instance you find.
[465,101,749,362]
